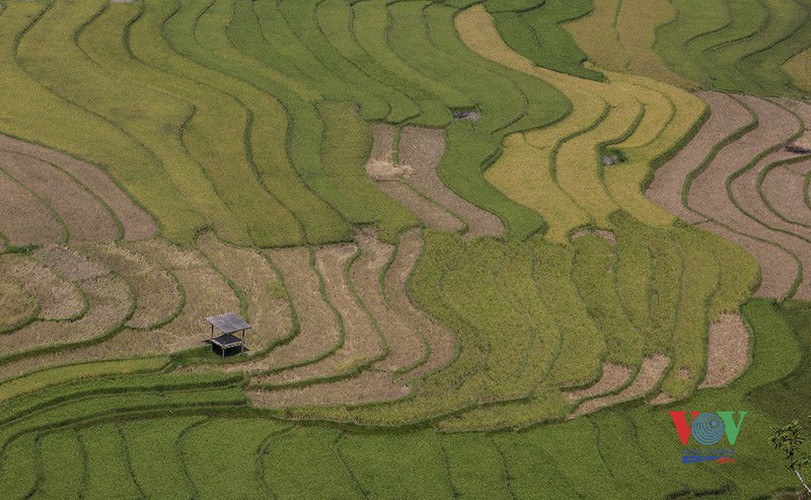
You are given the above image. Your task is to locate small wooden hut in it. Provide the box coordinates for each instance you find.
[205,313,250,357]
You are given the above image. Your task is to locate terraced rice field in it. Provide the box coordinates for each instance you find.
[0,0,810,497]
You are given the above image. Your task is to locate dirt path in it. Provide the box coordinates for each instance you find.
[700,313,749,388]
[0,134,156,241]
[0,151,118,242]
[384,229,456,381]
[568,355,670,418]
[646,91,753,223]
[400,126,504,238]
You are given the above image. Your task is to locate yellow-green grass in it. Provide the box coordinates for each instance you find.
[181,418,288,499]
[80,423,143,499]
[317,102,420,242]
[571,235,642,366]
[224,0,421,242]
[613,0,698,88]
[0,1,205,245]
[22,0,263,246]
[262,427,364,499]
[662,0,766,91]
[70,0,302,247]
[602,74,706,226]
[561,0,628,71]
[529,237,605,389]
[658,225,720,399]
[337,430,455,499]
[486,126,594,244]
[165,0,353,244]
[783,48,811,93]
[705,227,761,319]
[352,0,468,124]
[251,0,388,121]
[0,280,37,333]
[442,239,549,402]
[561,0,698,87]
[487,0,604,81]
[118,417,204,500]
[148,0,317,246]
[315,0,422,123]
[35,430,84,499]
[702,0,808,95]
[458,6,678,234]
[653,0,730,86]
[0,357,169,404]
[434,389,570,432]
[279,0,418,124]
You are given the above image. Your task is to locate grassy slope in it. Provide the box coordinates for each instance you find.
[8,299,808,498]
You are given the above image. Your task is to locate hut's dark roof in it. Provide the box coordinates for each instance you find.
[205,313,251,334]
[210,334,244,349]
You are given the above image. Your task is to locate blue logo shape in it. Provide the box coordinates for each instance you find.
[691,412,725,445]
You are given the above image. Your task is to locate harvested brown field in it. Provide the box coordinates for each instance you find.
[568,355,670,418]
[385,229,456,381]
[0,254,84,321]
[365,124,464,232]
[761,163,811,228]
[0,170,63,246]
[0,133,157,241]
[646,91,753,223]
[79,242,182,329]
[129,238,239,352]
[399,127,504,239]
[255,247,341,370]
[248,370,410,409]
[0,151,118,242]
[0,273,132,360]
[245,244,383,385]
[700,313,750,388]
[375,182,465,232]
[32,245,111,283]
[562,362,633,403]
[0,279,37,332]
[695,220,797,298]
[569,227,617,245]
[685,95,806,299]
[353,228,427,373]
[365,124,414,181]
[197,234,290,352]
